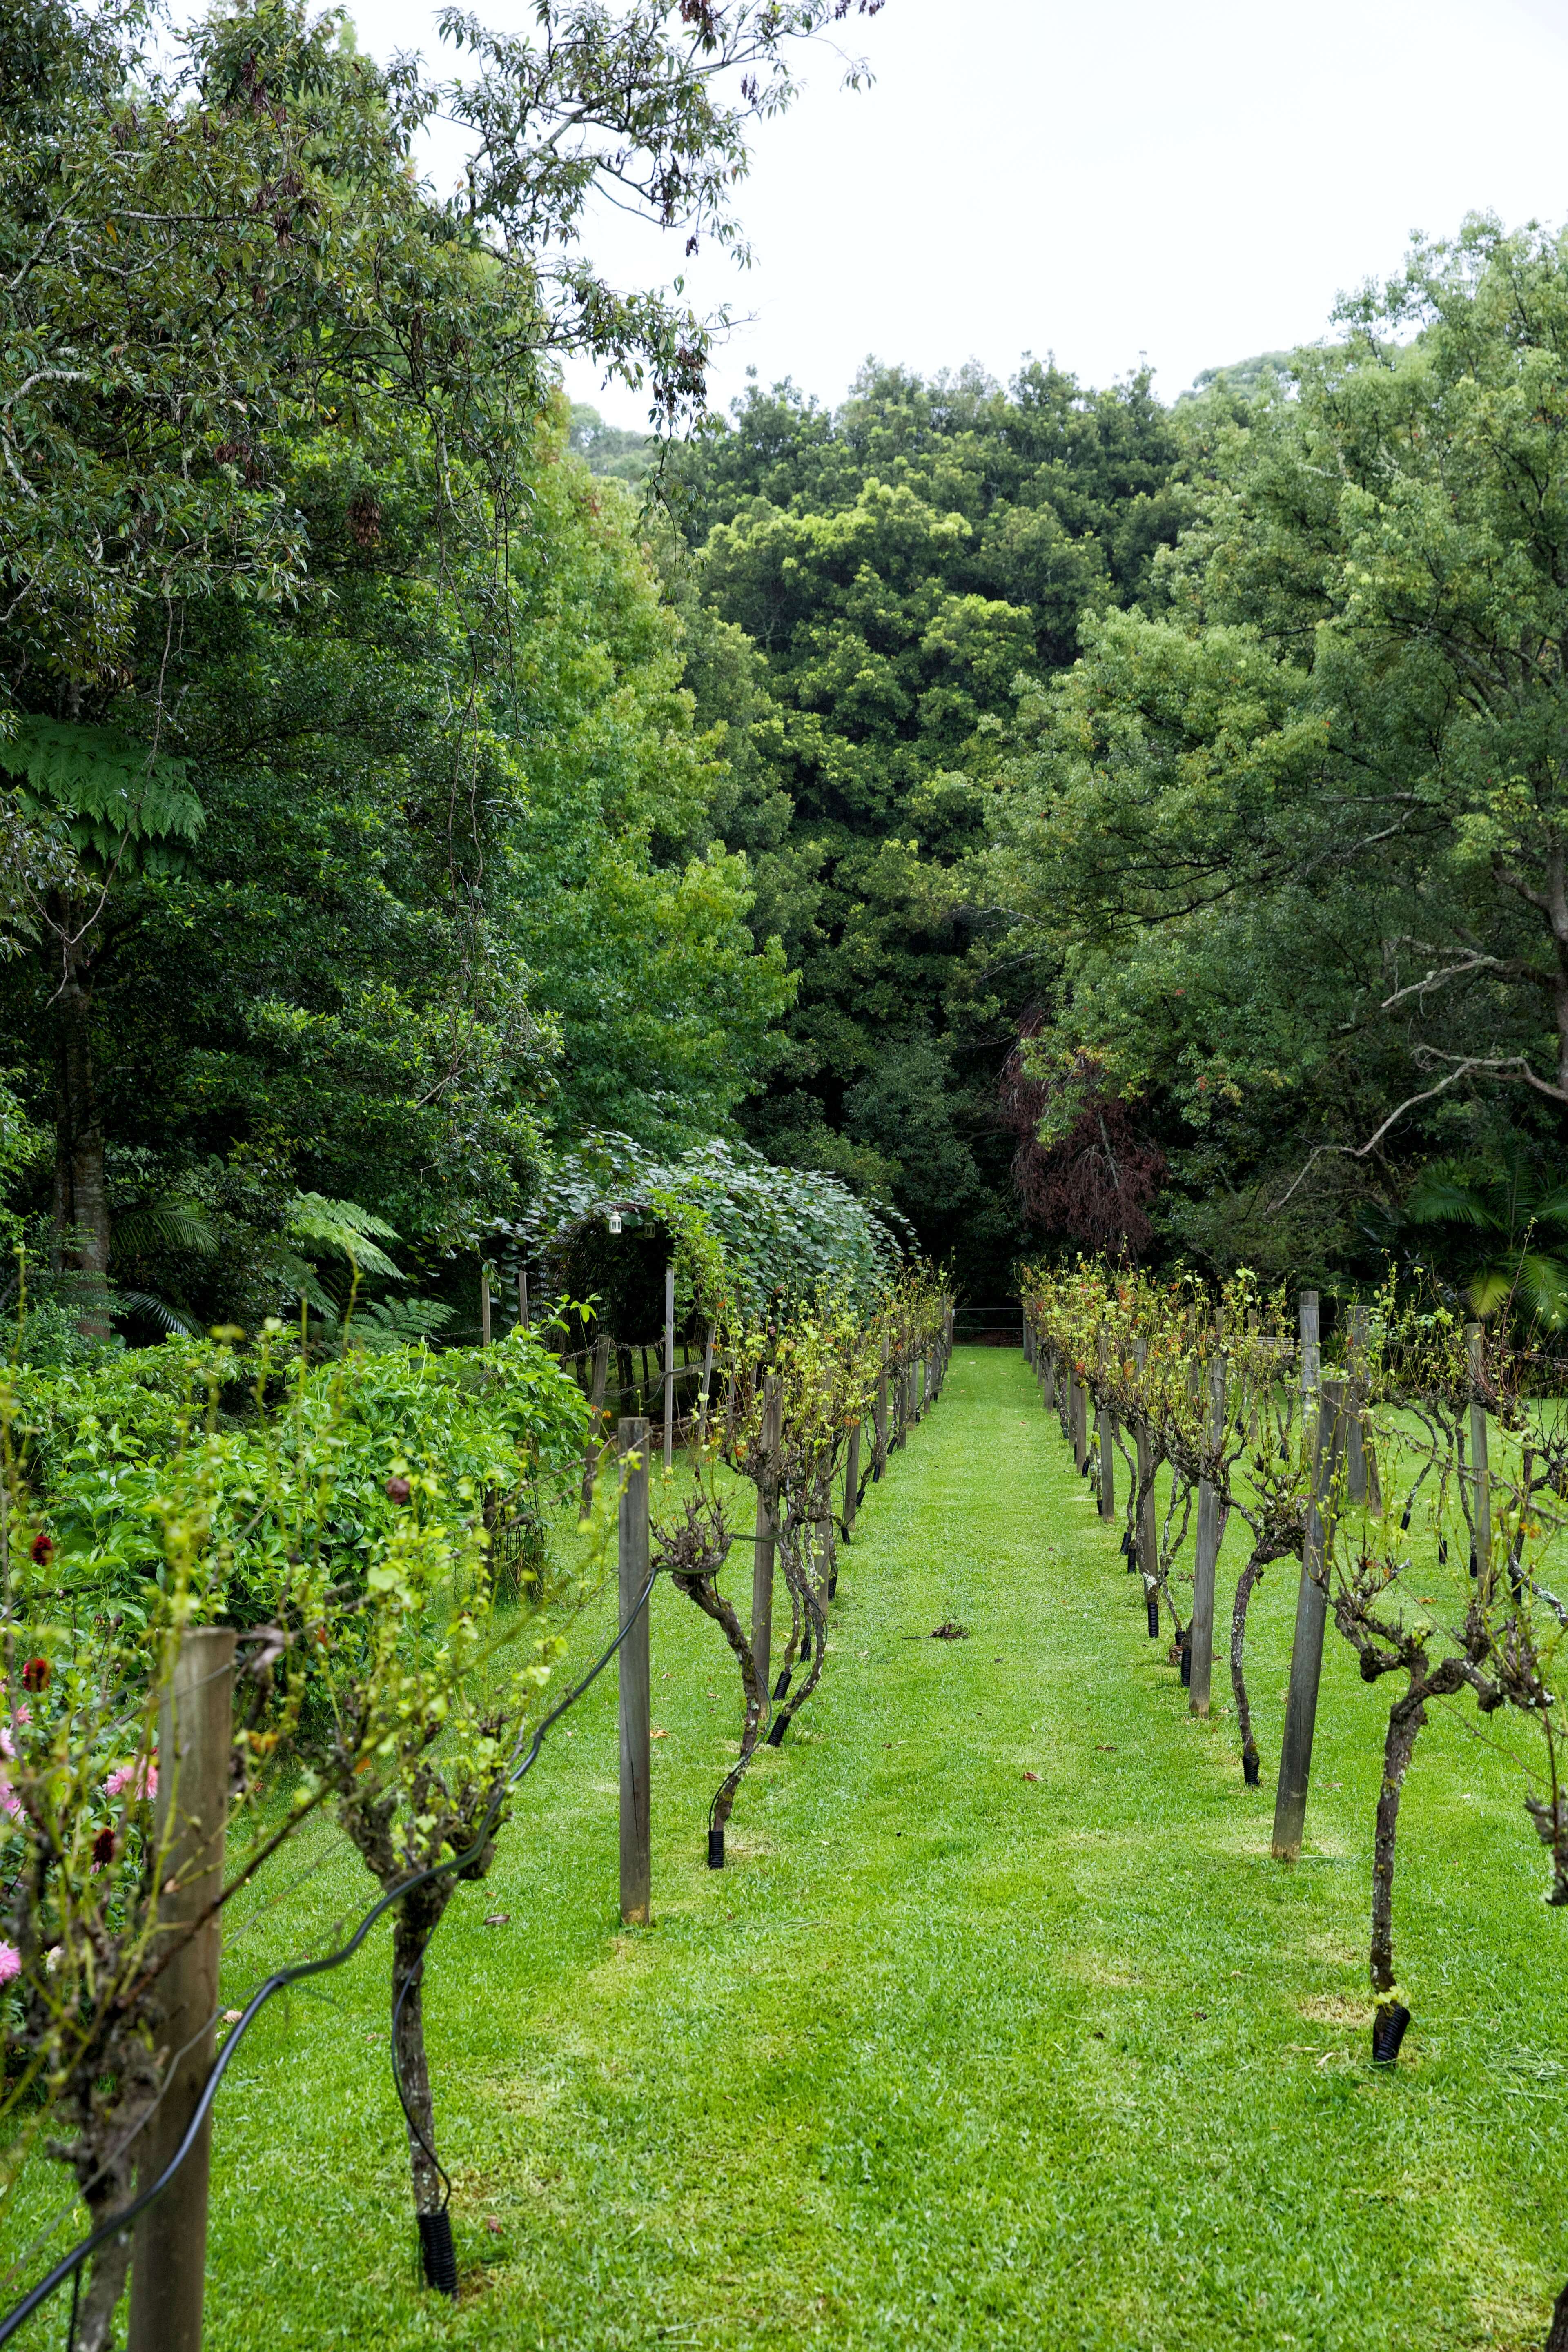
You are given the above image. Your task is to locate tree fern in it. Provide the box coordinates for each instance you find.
[0,719,203,872]
[286,1194,405,1284]
[330,1296,455,1353]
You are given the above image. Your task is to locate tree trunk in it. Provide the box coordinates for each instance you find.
[392,1890,451,2219]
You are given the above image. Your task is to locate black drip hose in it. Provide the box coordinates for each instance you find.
[0,1566,661,2348]
[390,1951,451,2216]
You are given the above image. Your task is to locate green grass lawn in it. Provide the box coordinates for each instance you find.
[11,1347,1568,2349]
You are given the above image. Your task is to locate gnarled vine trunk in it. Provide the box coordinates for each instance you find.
[392,1884,454,2221]
[1229,1532,1298,1785]
[1230,1550,1268,1784]
[46,2013,160,2352]
[767,1516,829,1745]
[672,1567,768,1836]
[1371,1688,1427,2005]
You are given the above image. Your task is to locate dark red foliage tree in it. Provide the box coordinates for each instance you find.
[1000,1029,1165,1260]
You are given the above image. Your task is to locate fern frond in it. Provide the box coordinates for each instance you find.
[344,1297,455,1353]
[287,1193,404,1282]
[276,1250,343,1317]
[113,1198,220,1261]
[0,718,203,865]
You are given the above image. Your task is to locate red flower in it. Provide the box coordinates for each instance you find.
[29,1532,52,1564]
[92,1825,116,1869]
[21,1658,49,1694]
[385,1476,411,1506]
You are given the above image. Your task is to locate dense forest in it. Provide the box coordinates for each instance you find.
[4,0,1566,1345]
[590,255,1568,1320]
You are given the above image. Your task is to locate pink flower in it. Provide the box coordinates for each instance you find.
[105,1760,157,1803]
[0,1777,19,1821]
[0,1943,20,1985]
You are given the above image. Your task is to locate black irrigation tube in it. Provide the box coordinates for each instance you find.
[0,1564,662,2348]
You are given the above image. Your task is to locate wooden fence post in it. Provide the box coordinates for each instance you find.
[844,1418,861,1540]
[517,1267,529,1331]
[127,1626,237,2352]
[1346,1301,1370,1504]
[1134,1336,1158,1633]
[617,1419,651,1925]
[751,1376,782,1694]
[1096,1330,1115,1521]
[874,1338,889,1477]
[1069,1361,1087,1476]
[580,1335,612,1515]
[698,1327,715,1443]
[662,1262,675,1475]
[1271,1379,1348,1862]
[1298,1288,1320,1412]
[479,1263,492,1348]
[1467,1323,1491,1583]
[1189,1353,1228,1717]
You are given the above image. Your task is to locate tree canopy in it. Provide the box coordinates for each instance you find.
[8,0,1563,1334]
[989,219,1568,1286]
[667,358,1189,1292]
[0,0,878,1339]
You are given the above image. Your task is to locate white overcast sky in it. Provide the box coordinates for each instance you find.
[347,0,1568,428]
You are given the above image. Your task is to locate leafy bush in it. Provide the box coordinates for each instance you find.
[9,1327,589,1622]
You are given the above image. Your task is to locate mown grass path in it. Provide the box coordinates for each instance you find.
[191,1348,1568,2350]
